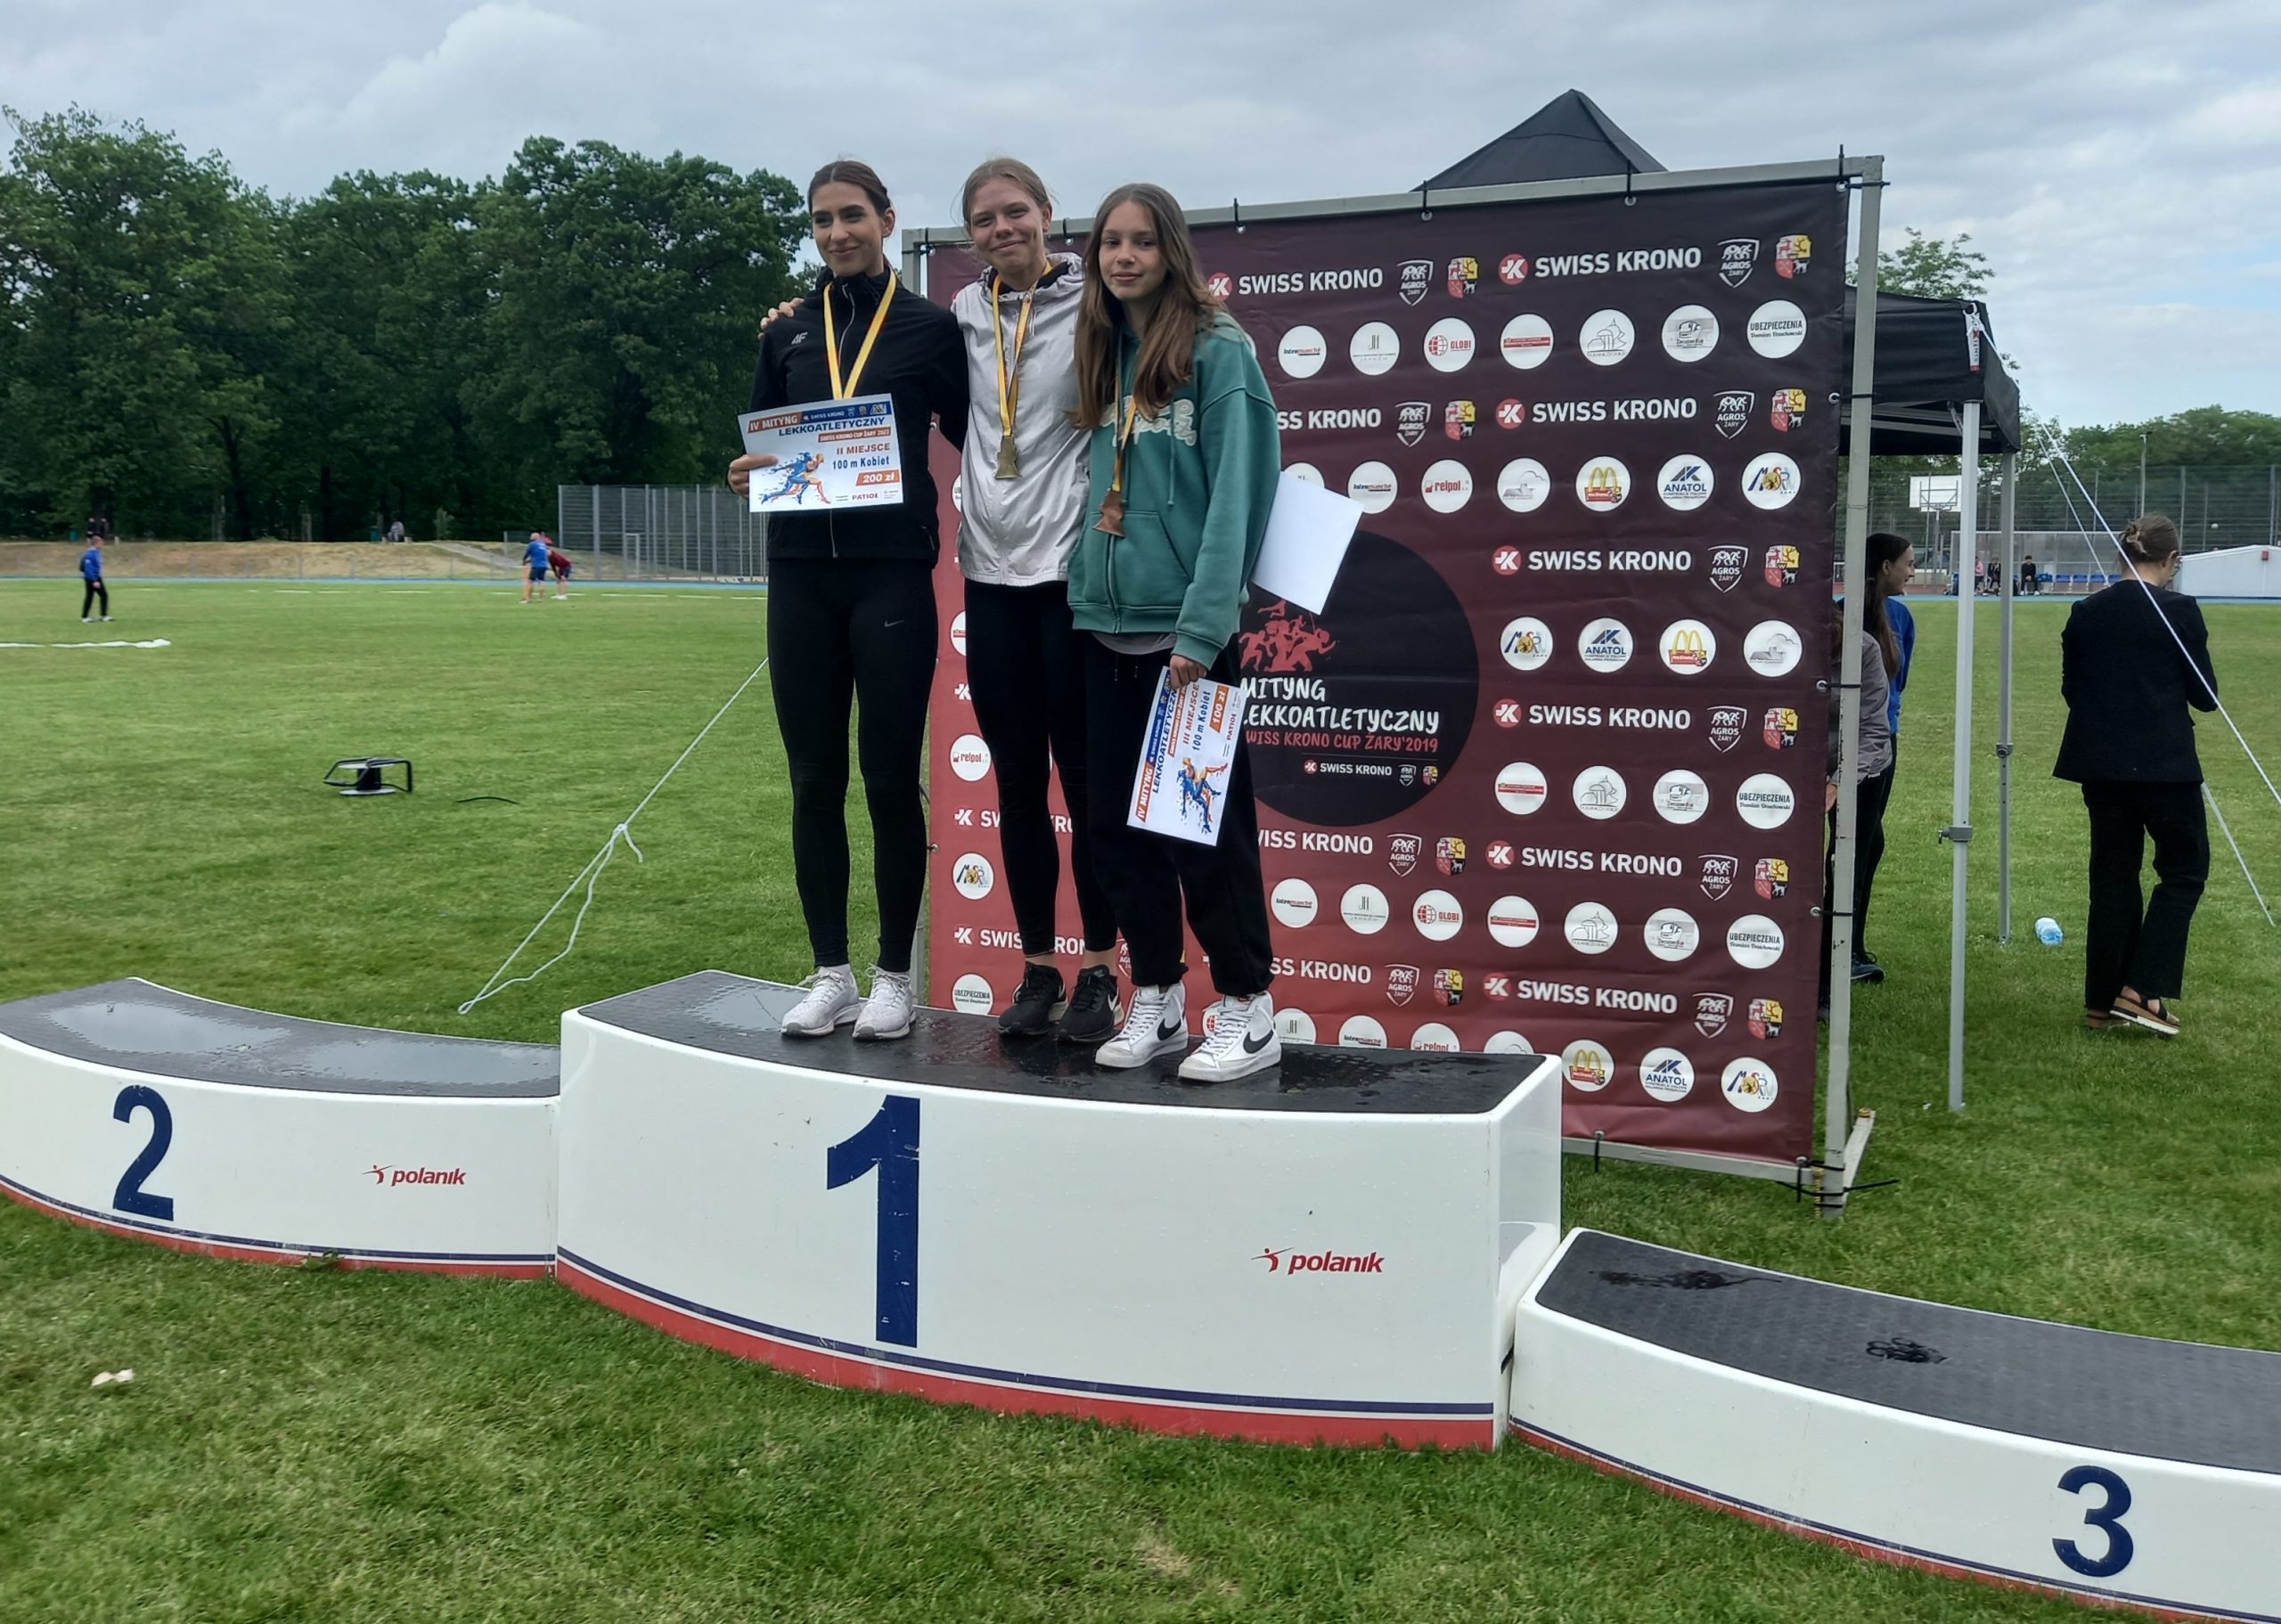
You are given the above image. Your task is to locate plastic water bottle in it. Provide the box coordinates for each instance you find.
[2034,916,2064,946]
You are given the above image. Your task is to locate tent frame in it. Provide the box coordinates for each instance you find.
[907,153,1886,1207]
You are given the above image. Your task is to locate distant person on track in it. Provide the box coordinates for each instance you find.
[546,540,573,599]
[78,533,110,622]
[521,532,553,603]
[2055,514,2215,1037]
[726,159,967,1045]
[388,519,407,544]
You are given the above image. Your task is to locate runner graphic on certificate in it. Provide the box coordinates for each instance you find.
[738,395,903,512]
[1128,671,1247,847]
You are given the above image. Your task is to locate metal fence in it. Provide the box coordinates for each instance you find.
[554,485,768,582]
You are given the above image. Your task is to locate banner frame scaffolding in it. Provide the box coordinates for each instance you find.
[906,152,1884,1197]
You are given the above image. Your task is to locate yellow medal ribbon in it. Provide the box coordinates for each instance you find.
[1096,394,1140,536]
[991,273,1035,480]
[822,270,898,400]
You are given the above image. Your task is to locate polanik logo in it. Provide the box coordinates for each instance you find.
[1577,616,1634,672]
[1661,618,1715,674]
[1580,308,1634,366]
[1255,1245,1386,1277]
[1395,401,1432,447]
[1397,260,1435,306]
[1718,238,1759,288]
[1656,455,1714,511]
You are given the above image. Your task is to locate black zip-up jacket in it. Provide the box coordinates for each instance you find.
[748,267,968,562]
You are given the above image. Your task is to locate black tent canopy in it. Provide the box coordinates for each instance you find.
[1840,288,2022,457]
[1416,89,1666,190]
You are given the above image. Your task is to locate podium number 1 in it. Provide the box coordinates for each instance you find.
[826,1095,920,1347]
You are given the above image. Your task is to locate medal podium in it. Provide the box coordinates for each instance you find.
[557,972,1562,1446]
[0,978,556,1273]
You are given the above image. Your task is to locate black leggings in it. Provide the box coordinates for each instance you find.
[1083,639,1274,996]
[81,581,108,617]
[767,557,936,974]
[963,579,1117,957]
[1820,766,1893,997]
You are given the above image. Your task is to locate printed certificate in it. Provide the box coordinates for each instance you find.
[1127,672,1249,847]
[739,395,903,512]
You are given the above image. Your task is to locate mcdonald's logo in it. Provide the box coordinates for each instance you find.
[1666,627,1711,669]
[1582,465,1624,506]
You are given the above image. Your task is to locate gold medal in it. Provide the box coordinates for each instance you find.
[990,273,1034,481]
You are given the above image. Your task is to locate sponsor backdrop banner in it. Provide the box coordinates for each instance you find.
[924,178,1844,1167]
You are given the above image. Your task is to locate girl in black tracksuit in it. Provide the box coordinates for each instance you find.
[738,160,967,1040]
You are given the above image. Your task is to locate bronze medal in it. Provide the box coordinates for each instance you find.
[994,429,1019,481]
[1095,489,1126,536]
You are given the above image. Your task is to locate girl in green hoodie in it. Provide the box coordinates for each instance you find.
[1067,183,1284,1084]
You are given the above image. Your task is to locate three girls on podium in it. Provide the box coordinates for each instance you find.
[728,158,1285,1082]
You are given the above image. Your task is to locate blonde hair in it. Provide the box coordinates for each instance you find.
[2121,514,2180,565]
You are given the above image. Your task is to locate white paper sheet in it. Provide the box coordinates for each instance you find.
[739,395,903,512]
[1249,469,1361,614]
[1126,672,1248,847]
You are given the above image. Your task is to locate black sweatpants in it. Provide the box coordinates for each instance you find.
[1083,639,1273,997]
[81,580,108,617]
[1855,757,1896,957]
[1819,765,1893,999]
[766,557,936,975]
[2081,779,2207,1008]
[963,579,1117,956]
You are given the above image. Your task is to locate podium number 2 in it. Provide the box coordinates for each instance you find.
[2054,1465,2133,1579]
[111,1085,176,1221]
[826,1095,919,1347]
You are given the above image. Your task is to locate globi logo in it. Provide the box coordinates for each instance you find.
[1423,317,1477,372]
[1411,888,1464,942]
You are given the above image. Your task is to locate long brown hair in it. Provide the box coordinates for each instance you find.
[1834,536,1903,678]
[807,159,890,213]
[1071,184,1222,427]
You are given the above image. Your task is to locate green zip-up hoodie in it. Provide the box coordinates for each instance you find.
[1067,314,1281,666]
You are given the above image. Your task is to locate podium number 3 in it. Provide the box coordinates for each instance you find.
[2054,1465,2133,1579]
[111,1085,176,1221]
[826,1095,919,1347]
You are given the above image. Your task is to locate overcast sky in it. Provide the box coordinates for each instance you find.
[5,0,2276,431]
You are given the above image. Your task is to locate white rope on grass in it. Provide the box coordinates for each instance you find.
[2204,783,2277,928]
[458,656,771,1013]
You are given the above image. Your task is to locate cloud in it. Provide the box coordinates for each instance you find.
[2,0,2275,424]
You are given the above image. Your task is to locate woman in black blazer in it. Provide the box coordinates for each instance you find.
[2053,515,2218,1036]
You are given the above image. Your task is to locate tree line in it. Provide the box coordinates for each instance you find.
[0,109,806,542]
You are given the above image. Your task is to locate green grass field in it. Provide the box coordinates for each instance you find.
[4,579,2277,1622]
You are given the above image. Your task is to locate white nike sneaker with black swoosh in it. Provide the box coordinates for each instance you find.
[1178,992,1281,1083]
[1094,982,1188,1070]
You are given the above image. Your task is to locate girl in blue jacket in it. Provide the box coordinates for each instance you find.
[1066,183,1282,1084]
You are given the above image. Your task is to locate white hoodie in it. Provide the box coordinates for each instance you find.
[950,251,1088,586]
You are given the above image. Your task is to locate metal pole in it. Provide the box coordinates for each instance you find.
[1946,400,1983,1114]
[1997,452,2018,943]
[1824,157,1881,1216]
[2139,436,2147,516]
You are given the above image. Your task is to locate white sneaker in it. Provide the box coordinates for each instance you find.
[1179,992,1281,1083]
[1095,982,1188,1069]
[781,966,861,1037]
[854,968,915,1041]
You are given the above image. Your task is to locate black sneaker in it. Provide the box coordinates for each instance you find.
[1056,966,1123,1046]
[998,963,1066,1038]
[1851,957,1884,984]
